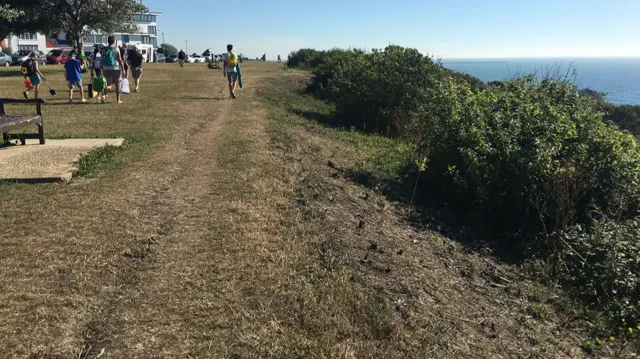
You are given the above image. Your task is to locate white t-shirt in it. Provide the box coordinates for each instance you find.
[93,53,102,69]
[222,53,237,73]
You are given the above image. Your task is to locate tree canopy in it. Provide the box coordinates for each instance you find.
[158,43,177,55]
[0,0,148,48]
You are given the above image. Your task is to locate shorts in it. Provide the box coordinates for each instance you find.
[103,69,121,86]
[29,75,41,86]
[132,67,143,80]
[226,71,238,82]
[68,79,82,89]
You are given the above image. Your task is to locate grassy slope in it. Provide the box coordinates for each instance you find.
[0,62,605,358]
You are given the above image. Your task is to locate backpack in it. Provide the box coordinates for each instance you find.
[21,59,35,77]
[226,52,238,68]
[103,46,117,68]
[92,74,107,92]
[130,51,143,67]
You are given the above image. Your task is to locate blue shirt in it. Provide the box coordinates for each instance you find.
[64,58,82,82]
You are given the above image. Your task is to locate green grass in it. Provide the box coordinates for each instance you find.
[72,144,122,178]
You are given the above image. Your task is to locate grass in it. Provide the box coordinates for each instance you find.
[0,61,623,358]
[72,144,122,178]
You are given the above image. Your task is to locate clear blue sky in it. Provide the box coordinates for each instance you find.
[144,0,640,59]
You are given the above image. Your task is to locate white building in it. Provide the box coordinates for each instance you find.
[4,11,162,62]
[2,33,47,52]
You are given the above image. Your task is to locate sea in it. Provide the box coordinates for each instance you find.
[441,58,640,105]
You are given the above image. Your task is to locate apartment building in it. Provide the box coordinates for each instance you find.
[3,12,161,62]
[2,32,47,52]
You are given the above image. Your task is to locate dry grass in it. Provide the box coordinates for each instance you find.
[0,62,605,358]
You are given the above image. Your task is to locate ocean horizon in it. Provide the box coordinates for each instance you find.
[441,57,640,105]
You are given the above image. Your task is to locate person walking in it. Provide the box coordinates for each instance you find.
[120,43,129,79]
[22,52,47,99]
[277,54,281,63]
[178,49,186,67]
[90,45,105,102]
[64,50,86,103]
[129,45,144,92]
[102,35,127,104]
[222,44,239,99]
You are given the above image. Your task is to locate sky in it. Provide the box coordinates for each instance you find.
[144,0,640,59]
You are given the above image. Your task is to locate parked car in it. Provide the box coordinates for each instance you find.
[193,55,204,63]
[46,49,72,65]
[156,53,166,63]
[12,50,47,66]
[165,54,178,63]
[0,52,11,67]
[185,56,196,63]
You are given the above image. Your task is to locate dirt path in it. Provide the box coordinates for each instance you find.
[0,68,238,357]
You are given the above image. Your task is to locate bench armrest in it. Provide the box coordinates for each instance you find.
[0,98,46,105]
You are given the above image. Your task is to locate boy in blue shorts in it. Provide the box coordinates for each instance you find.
[64,50,86,103]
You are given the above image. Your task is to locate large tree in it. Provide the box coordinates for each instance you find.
[0,0,147,49]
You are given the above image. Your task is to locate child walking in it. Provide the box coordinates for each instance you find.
[22,52,47,99]
[64,50,86,103]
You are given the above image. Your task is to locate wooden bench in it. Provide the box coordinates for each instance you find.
[0,98,45,145]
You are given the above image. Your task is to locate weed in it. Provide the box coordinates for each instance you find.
[73,144,121,178]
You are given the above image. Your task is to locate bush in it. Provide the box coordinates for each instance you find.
[561,219,640,332]
[604,105,640,137]
[419,77,640,249]
[308,46,448,138]
[2,47,13,56]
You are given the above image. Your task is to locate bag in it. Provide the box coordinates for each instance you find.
[225,52,238,68]
[119,76,130,94]
[92,75,107,92]
[93,53,102,69]
[21,59,35,77]
[103,46,117,68]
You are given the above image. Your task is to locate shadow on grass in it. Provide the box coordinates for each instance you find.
[344,161,527,264]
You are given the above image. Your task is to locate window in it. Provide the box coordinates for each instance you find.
[147,26,156,34]
[18,33,37,40]
[142,35,151,44]
[122,35,130,43]
[93,35,104,44]
[18,45,38,51]
[134,14,156,22]
[152,37,157,47]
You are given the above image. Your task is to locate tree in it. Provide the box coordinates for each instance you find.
[158,43,177,55]
[0,0,147,50]
[0,5,23,21]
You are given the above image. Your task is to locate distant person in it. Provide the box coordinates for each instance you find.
[102,35,127,104]
[21,52,47,99]
[222,44,239,99]
[129,45,144,92]
[90,45,105,102]
[120,43,129,79]
[277,54,281,63]
[64,50,86,103]
[178,50,186,67]
[262,54,266,62]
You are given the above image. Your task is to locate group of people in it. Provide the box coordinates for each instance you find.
[21,35,145,104]
[21,40,241,102]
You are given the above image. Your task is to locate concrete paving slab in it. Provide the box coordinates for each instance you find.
[0,138,124,182]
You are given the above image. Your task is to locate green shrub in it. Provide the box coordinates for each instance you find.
[309,45,448,138]
[604,105,640,137]
[561,219,640,332]
[419,77,640,249]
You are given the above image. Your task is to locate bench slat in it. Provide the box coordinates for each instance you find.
[0,116,41,127]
